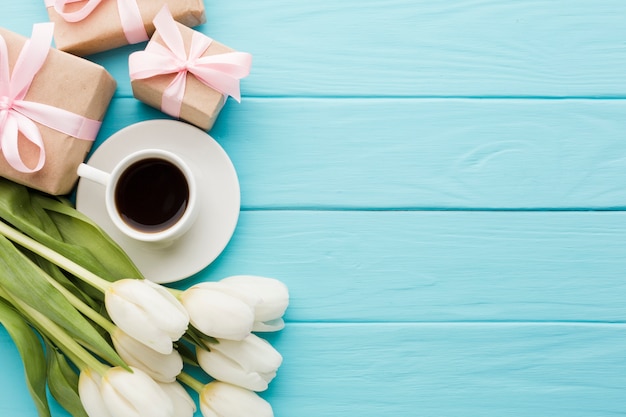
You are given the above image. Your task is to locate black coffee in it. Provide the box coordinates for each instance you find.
[115,158,189,233]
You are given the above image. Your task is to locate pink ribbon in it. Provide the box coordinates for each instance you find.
[129,6,252,118]
[44,0,148,44]
[0,23,102,173]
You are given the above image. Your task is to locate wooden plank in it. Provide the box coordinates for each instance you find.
[266,323,626,417]
[2,323,626,417]
[0,3,48,35]
[5,1,626,98]
[175,210,626,323]
[98,97,626,210]
[9,0,626,98]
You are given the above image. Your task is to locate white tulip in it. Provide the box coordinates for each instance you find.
[220,276,289,332]
[102,366,174,417]
[180,282,255,340]
[197,334,283,391]
[200,381,273,417]
[157,381,197,417]
[78,369,113,417]
[111,328,183,382]
[79,366,174,417]
[105,279,189,354]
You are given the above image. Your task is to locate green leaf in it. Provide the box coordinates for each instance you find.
[35,193,143,281]
[24,250,100,312]
[0,179,143,287]
[184,324,219,358]
[0,235,125,368]
[0,299,51,417]
[0,179,61,238]
[46,340,89,417]
[176,338,199,366]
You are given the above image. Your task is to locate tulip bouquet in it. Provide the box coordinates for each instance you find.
[0,178,289,417]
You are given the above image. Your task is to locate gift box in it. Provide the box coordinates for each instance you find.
[44,0,206,56]
[0,25,116,195]
[129,7,252,131]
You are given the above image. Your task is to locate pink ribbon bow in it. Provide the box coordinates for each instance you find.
[44,0,148,44]
[129,6,252,119]
[0,23,102,173]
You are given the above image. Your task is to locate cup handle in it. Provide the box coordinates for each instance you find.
[77,163,111,186]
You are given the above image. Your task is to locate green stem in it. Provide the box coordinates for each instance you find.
[41,271,116,334]
[177,371,206,394]
[0,220,111,293]
[0,287,108,376]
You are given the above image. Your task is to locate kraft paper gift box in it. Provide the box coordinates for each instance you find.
[0,25,116,195]
[129,7,252,131]
[44,0,206,56]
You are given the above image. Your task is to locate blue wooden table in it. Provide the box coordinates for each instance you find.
[2,1,626,416]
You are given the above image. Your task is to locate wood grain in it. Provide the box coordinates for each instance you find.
[3,323,626,417]
[264,323,626,417]
[179,210,626,323]
[2,2,626,417]
[61,1,626,98]
[98,98,626,210]
[6,1,626,98]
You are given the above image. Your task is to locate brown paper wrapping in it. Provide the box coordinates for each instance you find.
[0,28,116,195]
[46,0,206,56]
[131,22,234,131]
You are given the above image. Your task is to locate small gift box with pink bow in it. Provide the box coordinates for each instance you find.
[0,24,116,195]
[44,0,206,56]
[129,6,252,131]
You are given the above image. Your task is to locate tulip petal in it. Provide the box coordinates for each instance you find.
[200,382,274,417]
[101,367,174,417]
[203,280,261,308]
[181,283,254,340]
[78,370,113,417]
[252,318,285,333]
[200,408,219,417]
[109,280,189,339]
[105,279,189,354]
[197,334,282,391]
[220,276,289,322]
[198,347,270,391]
[214,335,282,374]
[112,329,183,382]
[157,381,197,417]
[105,289,174,354]
[141,280,190,337]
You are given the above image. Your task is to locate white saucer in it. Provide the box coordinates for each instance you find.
[76,120,240,284]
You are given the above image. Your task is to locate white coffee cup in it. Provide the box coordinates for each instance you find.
[77,149,199,243]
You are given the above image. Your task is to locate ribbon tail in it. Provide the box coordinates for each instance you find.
[1,112,45,173]
[192,69,243,102]
[196,52,253,79]
[10,23,54,100]
[161,72,188,118]
[190,52,253,101]
[153,5,189,61]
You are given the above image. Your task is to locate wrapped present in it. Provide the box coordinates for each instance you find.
[44,0,206,56]
[0,24,116,195]
[129,6,252,131]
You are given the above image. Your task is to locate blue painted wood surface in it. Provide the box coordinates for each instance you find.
[2,1,626,416]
